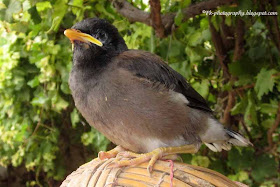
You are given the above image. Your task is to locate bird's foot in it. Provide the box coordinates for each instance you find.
[108,144,198,176]
[98,145,126,160]
[161,154,183,162]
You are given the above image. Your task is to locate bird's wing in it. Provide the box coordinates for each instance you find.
[115,50,212,113]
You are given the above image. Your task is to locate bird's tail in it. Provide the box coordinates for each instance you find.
[225,129,253,147]
[204,128,253,152]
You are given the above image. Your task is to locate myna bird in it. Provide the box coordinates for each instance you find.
[64,18,252,173]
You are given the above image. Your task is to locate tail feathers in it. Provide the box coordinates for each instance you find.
[205,129,252,152]
[205,142,232,152]
[225,129,253,147]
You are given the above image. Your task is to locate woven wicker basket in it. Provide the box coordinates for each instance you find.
[61,157,247,187]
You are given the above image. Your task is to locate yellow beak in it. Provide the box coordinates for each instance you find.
[64,29,103,47]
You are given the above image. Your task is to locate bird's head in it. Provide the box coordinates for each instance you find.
[64,18,128,66]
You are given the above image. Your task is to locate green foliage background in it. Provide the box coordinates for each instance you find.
[0,0,279,186]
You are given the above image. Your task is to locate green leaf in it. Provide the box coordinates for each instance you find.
[81,131,94,146]
[72,0,83,8]
[28,6,42,24]
[0,2,6,9]
[168,40,184,58]
[225,16,231,26]
[11,146,25,167]
[31,92,49,106]
[191,156,210,167]
[260,102,278,115]
[209,158,226,174]
[244,91,258,125]
[81,128,109,152]
[60,82,71,94]
[262,119,274,129]
[36,1,52,12]
[170,61,192,79]
[53,164,66,180]
[248,46,266,60]
[201,29,211,41]
[228,171,249,182]
[51,94,69,112]
[228,148,254,171]
[175,9,183,26]
[49,0,68,32]
[27,76,39,88]
[255,68,277,99]
[200,18,208,30]
[4,0,21,22]
[92,130,110,152]
[229,56,258,76]
[70,0,84,20]
[11,22,29,33]
[238,0,253,11]
[185,46,209,63]
[197,59,212,78]
[181,154,192,164]
[181,0,191,8]
[231,94,249,115]
[251,155,278,182]
[188,32,202,47]
[70,109,80,128]
[192,79,209,98]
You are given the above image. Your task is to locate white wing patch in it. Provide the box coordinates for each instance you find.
[169,90,189,104]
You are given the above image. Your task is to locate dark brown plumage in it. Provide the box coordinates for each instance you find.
[65,18,251,167]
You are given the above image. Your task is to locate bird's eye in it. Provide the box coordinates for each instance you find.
[99,33,105,38]
[97,32,108,42]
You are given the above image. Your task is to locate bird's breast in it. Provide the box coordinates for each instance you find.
[69,68,108,117]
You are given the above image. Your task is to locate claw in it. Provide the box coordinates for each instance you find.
[97,146,126,160]
[98,151,108,160]
[147,165,153,177]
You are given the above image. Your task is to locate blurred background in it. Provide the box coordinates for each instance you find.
[0,0,279,186]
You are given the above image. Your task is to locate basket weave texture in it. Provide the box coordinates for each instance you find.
[60,157,246,187]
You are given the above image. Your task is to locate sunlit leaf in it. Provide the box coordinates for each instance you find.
[4,0,21,22]
[36,1,52,12]
[49,0,68,32]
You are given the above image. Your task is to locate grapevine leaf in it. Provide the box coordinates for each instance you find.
[255,68,277,99]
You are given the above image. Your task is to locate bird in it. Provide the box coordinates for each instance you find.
[64,18,252,173]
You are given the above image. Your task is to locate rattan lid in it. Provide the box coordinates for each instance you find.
[61,158,246,187]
